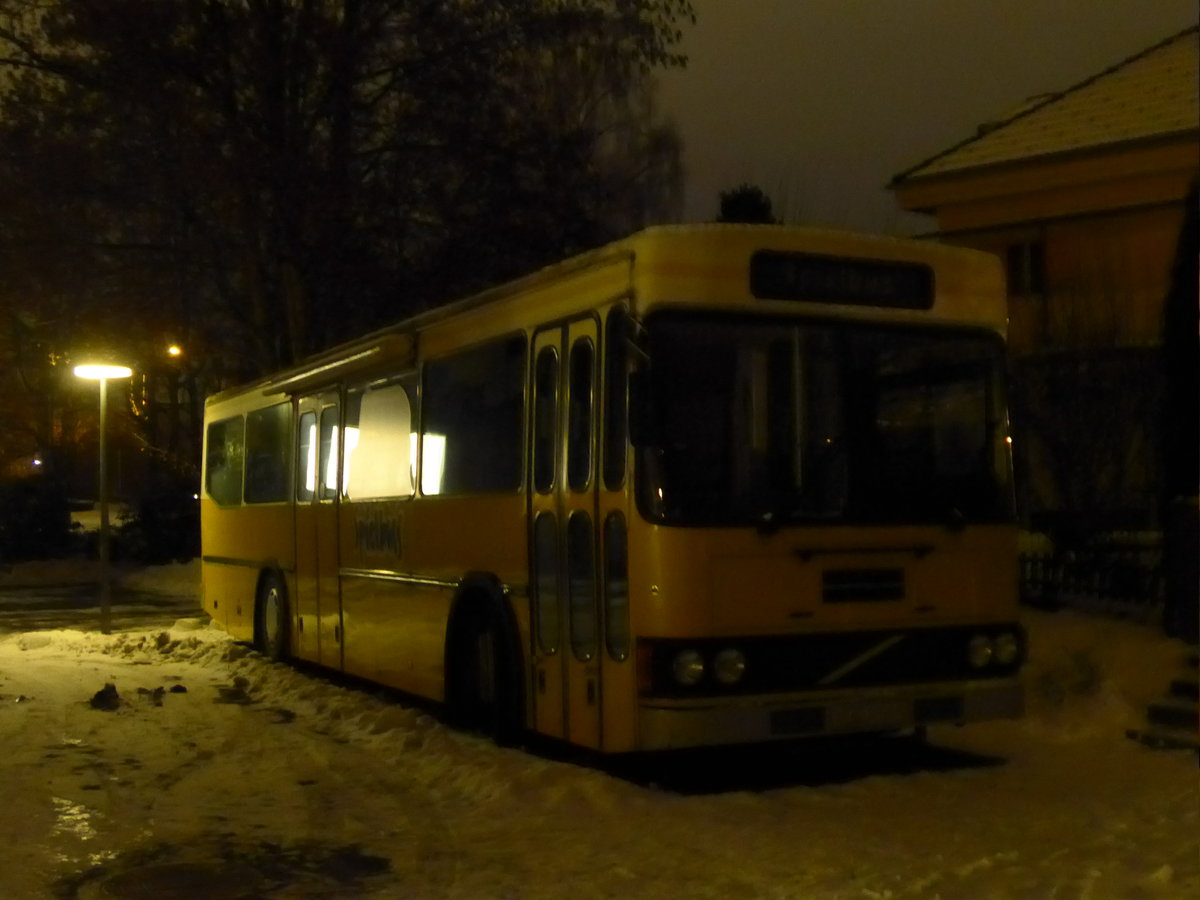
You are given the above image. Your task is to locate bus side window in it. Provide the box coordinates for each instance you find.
[297,411,317,502]
[205,416,245,507]
[244,402,291,504]
[567,511,597,661]
[343,381,416,500]
[421,335,526,495]
[533,347,559,494]
[567,337,594,492]
[534,512,559,655]
[603,309,630,491]
[603,511,630,661]
[318,405,340,500]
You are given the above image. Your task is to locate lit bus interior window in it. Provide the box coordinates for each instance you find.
[343,382,415,499]
[319,406,339,500]
[298,412,317,501]
[420,434,447,495]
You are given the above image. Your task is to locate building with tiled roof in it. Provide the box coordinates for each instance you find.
[891,26,1197,354]
[892,28,1198,526]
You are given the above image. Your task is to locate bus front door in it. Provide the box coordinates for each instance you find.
[295,393,344,671]
[530,318,602,748]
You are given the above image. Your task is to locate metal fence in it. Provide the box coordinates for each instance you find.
[1020,537,1164,620]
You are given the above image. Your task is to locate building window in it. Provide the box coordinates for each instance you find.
[1006,240,1046,296]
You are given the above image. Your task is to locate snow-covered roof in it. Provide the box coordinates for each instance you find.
[893,26,1199,184]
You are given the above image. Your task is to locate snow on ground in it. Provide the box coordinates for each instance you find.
[0,563,1195,899]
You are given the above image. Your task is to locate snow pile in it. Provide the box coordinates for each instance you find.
[1018,609,1188,742]
[0,601,1195,899]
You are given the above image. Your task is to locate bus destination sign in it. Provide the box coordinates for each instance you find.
[750,250,935,310]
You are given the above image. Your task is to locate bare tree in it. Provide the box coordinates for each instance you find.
[717,183,778,224]
[0,0,694,476]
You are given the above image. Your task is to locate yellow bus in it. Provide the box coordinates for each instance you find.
[201,225,1024,751]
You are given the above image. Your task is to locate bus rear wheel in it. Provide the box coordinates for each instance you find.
[256,573,289,662]
[447,603,521,746]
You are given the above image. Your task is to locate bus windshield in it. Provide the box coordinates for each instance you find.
[638,311,1015,527]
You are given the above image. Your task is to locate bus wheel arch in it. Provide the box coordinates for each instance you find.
[444,575,524,745]
[254,568,290,662]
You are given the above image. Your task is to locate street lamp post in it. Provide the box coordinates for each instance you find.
[74,363,132,634]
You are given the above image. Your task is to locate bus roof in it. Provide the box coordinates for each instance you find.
[207,225,1006,407]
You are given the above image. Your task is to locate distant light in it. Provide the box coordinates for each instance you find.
[32,457,42,467]
[1006,436,1013,445]
[74,364,132,380]
[167,345,182,357]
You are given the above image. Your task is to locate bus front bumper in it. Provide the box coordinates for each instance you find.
[636,678,1023,751]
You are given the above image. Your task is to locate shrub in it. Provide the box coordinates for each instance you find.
[0,476,74,560]
[116,467,200,564]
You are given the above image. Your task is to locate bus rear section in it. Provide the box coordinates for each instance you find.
[619,304,1024,750]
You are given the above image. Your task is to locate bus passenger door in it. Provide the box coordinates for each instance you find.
[295,393,344,670]
[529,319,602,748]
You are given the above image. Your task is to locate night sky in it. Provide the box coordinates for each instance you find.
[658,0,1198,233]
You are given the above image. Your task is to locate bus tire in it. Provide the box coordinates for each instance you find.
[446,601,522,746]
[256,572,289,662]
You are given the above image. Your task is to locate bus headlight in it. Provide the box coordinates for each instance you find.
[713,648,747,685]
[993,632,1020,666]
[967,635,994,669]
[672,649,705,687]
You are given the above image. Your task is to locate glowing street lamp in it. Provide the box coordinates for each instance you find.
[74,363,132,634]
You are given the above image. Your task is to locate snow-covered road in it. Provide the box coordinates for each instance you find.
[0,563,1194,899]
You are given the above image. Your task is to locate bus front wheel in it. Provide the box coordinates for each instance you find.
[447,603,521,746]
[256,573,289,662]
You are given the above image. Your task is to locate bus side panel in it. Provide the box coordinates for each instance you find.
[200,499,296,643]
[403,495,528,592]
[341,576,450,701]
[600,636,639,753]
[200,560,253,637]
[338,495,529,708]
[409,494,529,713]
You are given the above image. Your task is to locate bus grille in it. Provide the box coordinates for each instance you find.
[638,624,1023,698]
